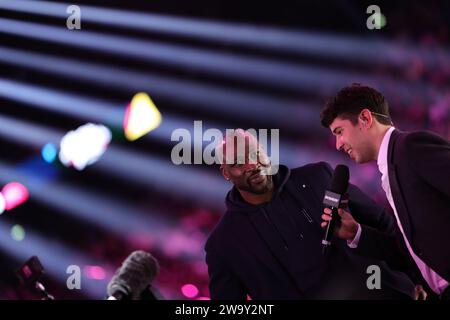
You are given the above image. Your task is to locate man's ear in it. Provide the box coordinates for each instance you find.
[359,108,373,127]
[220,165,230,181]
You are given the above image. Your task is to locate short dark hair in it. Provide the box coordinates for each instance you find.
[320,84,392,127]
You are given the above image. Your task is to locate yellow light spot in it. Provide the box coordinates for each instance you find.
[124,93,162,141]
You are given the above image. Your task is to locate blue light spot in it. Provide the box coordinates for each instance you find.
[41,143,57,163]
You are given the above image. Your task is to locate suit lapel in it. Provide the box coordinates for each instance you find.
[387,130,413,240]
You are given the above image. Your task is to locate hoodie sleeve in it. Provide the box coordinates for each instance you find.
[315,161,410,265]
[313,162,402,260]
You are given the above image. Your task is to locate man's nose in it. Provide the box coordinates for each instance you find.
[336,137,344,151]
[245,161,260,172]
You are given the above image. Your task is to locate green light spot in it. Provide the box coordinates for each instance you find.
[373,13,387,29]
[11,225,25,241]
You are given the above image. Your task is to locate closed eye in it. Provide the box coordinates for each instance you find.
[333,128,343,136]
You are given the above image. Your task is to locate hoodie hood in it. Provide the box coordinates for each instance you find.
[225,165,290,213]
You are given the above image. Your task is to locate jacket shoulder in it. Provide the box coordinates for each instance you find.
[396,130,447,147]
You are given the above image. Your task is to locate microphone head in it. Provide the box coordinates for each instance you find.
[330,165,349,194]
[107,250,159,299]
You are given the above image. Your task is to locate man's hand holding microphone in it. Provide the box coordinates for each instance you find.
[321,206,359,241]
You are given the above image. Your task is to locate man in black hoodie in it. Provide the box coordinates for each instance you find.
[205,129,417,299]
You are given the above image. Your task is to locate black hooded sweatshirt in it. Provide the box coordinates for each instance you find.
[205,162,416,299]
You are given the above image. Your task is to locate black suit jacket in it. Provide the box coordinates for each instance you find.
[205,163,416,299]
[386,129,450,281]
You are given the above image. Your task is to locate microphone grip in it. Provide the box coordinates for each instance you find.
[322,206,338,254]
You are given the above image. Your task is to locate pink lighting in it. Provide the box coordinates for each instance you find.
[2,182,29,211]
[84,265,106,280]
[181,284,199,298]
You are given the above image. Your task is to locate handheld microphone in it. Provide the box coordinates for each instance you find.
[107,250,159,300]
[322,165,349,254]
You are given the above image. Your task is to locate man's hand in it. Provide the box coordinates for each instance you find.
[321,208,359,241]
[414,284,428,300]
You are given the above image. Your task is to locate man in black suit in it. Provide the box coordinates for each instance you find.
[320,84,450,299]
[205,129,416,299]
